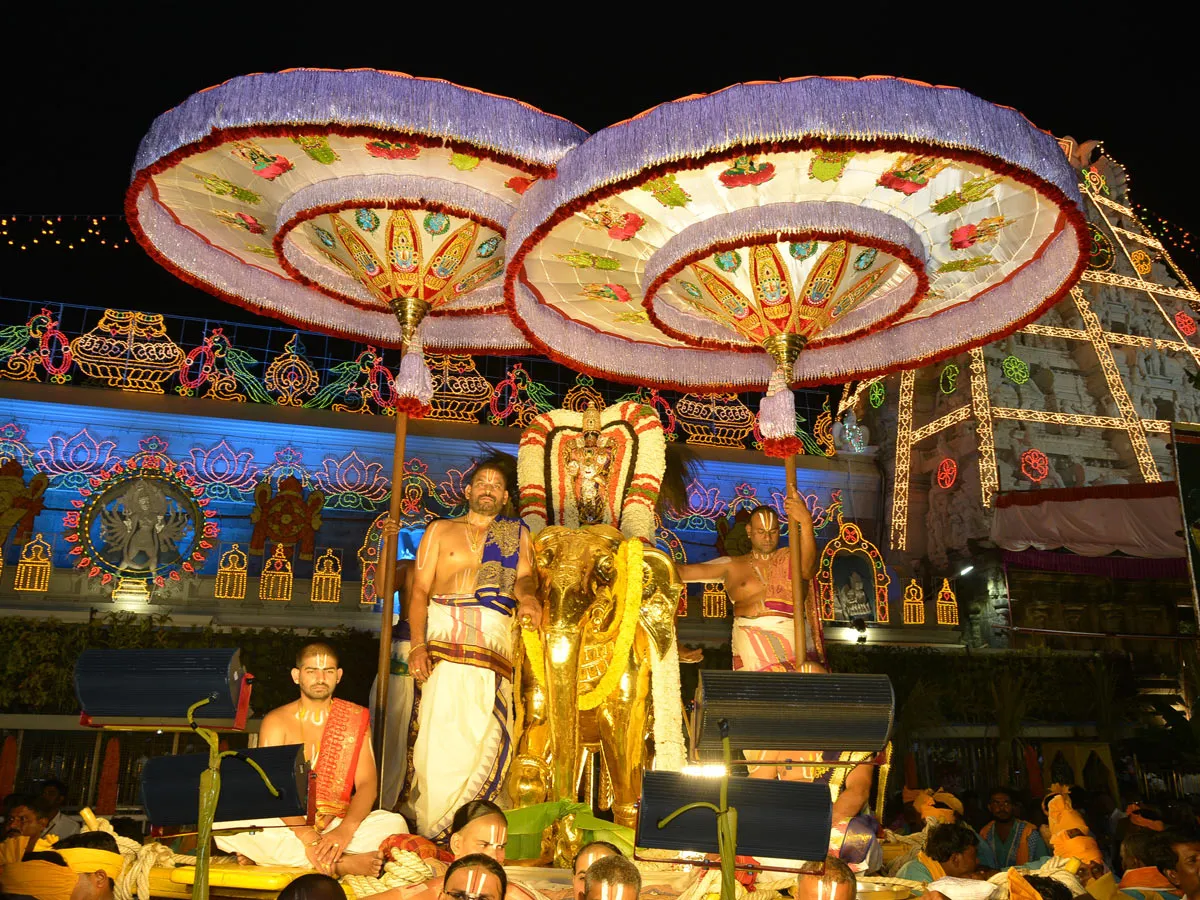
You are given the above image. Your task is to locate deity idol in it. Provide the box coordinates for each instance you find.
[99,478,189,572]
[564,403,615,526]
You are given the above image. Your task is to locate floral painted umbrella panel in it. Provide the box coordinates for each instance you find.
[128,69,585,350]
[506,77,1087,389]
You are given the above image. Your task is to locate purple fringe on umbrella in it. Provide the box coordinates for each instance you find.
[281,240,374,304]
[508,77,1080,256]
[137,191,530,352]
[512,227,1079,388]
[276,174,517,235]
[512,280,774,386]
[133,69,586,175]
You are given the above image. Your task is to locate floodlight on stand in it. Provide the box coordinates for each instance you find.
[638,766,833,863]
[690,671,894,764]
[75,648,253,731]
[141,744,308,826]
[852,617,868,644]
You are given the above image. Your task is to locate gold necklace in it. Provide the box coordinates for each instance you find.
[465,520,487,557]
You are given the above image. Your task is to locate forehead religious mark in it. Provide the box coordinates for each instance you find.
[752,510,779,529]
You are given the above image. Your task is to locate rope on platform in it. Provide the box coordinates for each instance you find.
[342,848,437,898]
[78,808,196,900]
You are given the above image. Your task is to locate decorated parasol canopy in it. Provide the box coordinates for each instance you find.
[505,76,1089,453]
[126,68,586,386]
[126,71,586,816]
[504,76,1088,669]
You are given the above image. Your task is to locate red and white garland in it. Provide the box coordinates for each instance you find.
[518,400,665,540]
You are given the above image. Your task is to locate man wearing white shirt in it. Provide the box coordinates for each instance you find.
[38,779,80,840]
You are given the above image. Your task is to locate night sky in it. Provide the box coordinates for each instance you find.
[2,13,1195,326]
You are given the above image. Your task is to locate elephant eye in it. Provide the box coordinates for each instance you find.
[536,550,554,568]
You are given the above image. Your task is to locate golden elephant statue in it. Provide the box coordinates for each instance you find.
[508,525,685,828]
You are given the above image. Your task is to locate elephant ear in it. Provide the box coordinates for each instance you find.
[638,548,680,658]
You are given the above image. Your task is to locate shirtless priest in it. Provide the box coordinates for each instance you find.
[678,498,821,670]
[214,641,409,875]
[407,455,540,840]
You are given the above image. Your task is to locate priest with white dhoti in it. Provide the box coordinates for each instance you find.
[405,457,540,840]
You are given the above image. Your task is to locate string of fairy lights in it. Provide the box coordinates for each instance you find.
[1135,203,1196,263]
[3,203,1192,263]
[1,214,131,251]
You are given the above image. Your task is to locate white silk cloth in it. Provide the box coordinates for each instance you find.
[410,595,514,839]
[213,809,408,866]
[732,614,815,671]
[991,489,1185,557]
[369,637,414,812]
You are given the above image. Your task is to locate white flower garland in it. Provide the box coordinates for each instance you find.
[517,401,666,540]
[649,626,686,772]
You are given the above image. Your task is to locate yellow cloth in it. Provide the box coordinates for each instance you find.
[0,859,78,900]
[933,791,964,816]
[58,847,126,879]
[1052,833,1103,865]
[1086,872,1120,900]
[1009,868,1042,900]
[905,788,961,824]
[1045,789,1102,864]
[918,851,947,881]
[0,834,56,865]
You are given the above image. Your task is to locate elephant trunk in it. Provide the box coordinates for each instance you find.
[543,626,583,801]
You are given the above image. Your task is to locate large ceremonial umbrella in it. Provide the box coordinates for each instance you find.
[127,68,585,783]
[506,76,1089,662]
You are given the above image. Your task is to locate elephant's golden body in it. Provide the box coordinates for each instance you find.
[507,525,683,828]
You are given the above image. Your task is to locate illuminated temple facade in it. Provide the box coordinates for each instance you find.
[0,148,1192,664]
[851,147,1197,668]
[0,302,892,644]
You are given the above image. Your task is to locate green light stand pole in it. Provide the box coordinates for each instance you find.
[188,697,281,900]
[656,719,739,900]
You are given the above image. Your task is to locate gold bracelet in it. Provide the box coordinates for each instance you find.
[410,642,426,652]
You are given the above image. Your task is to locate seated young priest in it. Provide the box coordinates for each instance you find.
[214,642,409,875]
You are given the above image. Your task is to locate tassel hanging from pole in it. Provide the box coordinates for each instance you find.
[759,334,805,459]
[394,335,433,418]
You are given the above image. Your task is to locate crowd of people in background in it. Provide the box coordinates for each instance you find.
[871,782,1200,900]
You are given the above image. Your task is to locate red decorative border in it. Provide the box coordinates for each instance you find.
[641,228,929,354]
[504,136,1090,391]
[125,124,549,350]
[995,481,1178,508]
[272,199,507,316]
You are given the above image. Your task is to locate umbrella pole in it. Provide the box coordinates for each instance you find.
[784,453,808,666]
[373,405,407,784]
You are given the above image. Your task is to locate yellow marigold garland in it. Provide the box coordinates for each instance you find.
[519,538,644,710]
[579,538,642,711]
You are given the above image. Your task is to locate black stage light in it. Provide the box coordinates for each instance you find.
[691,671,893,762]
[75,649,252,730]
[638,771,832,861]
[141,744,309,827]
